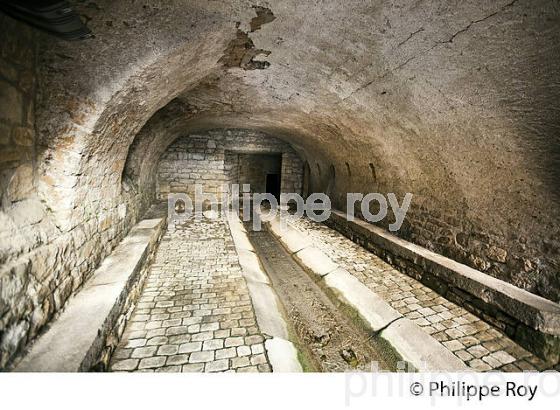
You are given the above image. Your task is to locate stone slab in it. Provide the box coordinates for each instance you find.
[236,249,270,285]
[293,247,338,277]
[264,337,303,372]
[230,230,255,252]
[279,229,312,253]
[265,213,474,370]
[263,214,287,238]
[381,318,469,371]
[226,212,255,252]
[245,278,289,340]
[226,213,291,341]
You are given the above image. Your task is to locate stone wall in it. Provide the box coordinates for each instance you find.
[0,14,43,369]
[281,151,304,195]
[0,16,36,210]
[224,150,240,188]
[1,0,559,370]
[404,202,553,299]
[339,186,559,303]
[324,211,560,363]
[0,16,153,370]
[157,129,303,201]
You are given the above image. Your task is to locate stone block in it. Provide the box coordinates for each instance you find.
[236,249,269,284]
[486,246,507,263]
[264,337,302,372]
[245,281,288,339]
[293,247,338,277]
[279,228,312,253]
[13,216,165,371]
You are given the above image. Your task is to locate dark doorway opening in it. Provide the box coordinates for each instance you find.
[266,173,281,201]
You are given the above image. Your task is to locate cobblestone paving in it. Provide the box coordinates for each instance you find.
[110,216,271,372]
[289,217,553,371]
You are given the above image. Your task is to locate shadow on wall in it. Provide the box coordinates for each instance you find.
[302,161,311,198]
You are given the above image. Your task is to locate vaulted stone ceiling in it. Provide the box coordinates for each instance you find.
[1,0,559,369]
[34,0,559,297]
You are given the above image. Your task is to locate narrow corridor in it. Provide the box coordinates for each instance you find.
[109,212,555,372]
[2,0,560,378]
[110,216,270,372]
[2,4,559,409]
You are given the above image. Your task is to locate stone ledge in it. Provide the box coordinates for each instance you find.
[13,216,166,372]
[323,270,466,371]
[258,209,467,371]
[293,247,338,277]
[245,281,289,339]
[326,210,560,362]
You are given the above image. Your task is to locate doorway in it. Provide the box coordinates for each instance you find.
[265,173,281,201]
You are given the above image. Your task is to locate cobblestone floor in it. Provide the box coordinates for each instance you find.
[110,216,271,372]
[289,217,554,372]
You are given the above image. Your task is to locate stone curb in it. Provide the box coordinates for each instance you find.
[256,208,468,372]
[245,281,289,339]
[323,268,402,331]
[379,317,466,372]
[225,212,303,372]
[265,338,303,372]
[14,216,166,372]
[326,210,560,362]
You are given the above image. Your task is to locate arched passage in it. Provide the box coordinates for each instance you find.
[1,0,559,372]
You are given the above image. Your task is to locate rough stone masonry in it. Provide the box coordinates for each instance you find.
[156,129,303,201]
[1,0,559,370]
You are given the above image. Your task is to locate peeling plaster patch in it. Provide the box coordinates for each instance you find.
[250,6,276,32]
[219,7,275,70]
[219,30,272,70]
